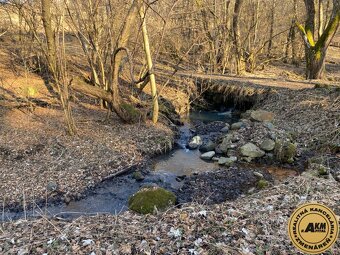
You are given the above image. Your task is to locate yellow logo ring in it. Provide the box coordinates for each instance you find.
[288,203,339,254]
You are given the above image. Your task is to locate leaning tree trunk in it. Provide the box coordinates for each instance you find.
[110,0,139,122]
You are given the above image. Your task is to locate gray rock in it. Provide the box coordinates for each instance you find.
[212,157,220,162]
[259,138,275,151]
[218,157,229,165]
[217,137,232,153]
[220,123,230,133]
[188,136,203,150]
[199,140,216,152]
[218,156,237,166]
[253,171,264,179]
[200,151,216,160]
[240,143,266,158]
[264,122,275,130]
[231,122,245,130]
[250,110,274,122]
[220,126,230,133]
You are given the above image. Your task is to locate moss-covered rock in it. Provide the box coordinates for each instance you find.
[128,187,176,214]
[274,140,297,163]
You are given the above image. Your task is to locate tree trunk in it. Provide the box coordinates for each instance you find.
[41,0,56,74]
[139,1,159,124]
[110,0,139,122]
[232,0,245,75]
[267,0,276,56]
[298,0,339,79]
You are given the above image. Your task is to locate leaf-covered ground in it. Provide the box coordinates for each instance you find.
[1,175,339,255]
[0,106,173,210]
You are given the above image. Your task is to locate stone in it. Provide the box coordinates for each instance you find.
[188,136,203,150]
[231,122,245,130]
[128,187,176,214]
[240,143,266,158]
[253,171,264,179]
[220,125,230,133]
[250,110,274,122]
[132,171,145,181]
[200,151,216,160]
[218,157,229,165]
[218,156,237,166]
[259,138,275,151]
[212,157,220,162]
[263,122,275,130]
[199,140,217,152]
[220,123,230,133]
[217,137,232,153]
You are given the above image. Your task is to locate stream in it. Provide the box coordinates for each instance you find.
[2,109,296,221]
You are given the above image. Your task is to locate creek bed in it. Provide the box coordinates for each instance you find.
[1,109,297,221]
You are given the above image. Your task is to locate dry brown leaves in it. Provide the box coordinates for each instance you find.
[0,175,339,254]
[0,106,173,210]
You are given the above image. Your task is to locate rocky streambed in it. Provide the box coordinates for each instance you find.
[3,108,335,221]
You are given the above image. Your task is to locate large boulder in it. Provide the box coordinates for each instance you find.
[128,187,176,214]
[188,136,203,150]
[240,143,265,158]
[250,110,274,122]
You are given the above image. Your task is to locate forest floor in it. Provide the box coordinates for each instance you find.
[0,46,340,254]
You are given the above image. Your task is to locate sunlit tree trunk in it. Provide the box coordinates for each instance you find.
[139,1,159,124]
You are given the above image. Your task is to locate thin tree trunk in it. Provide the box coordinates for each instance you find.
[267,0,276,56]
[139,1,159,124]
[232,0,245,74]
[41,0,56,74]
